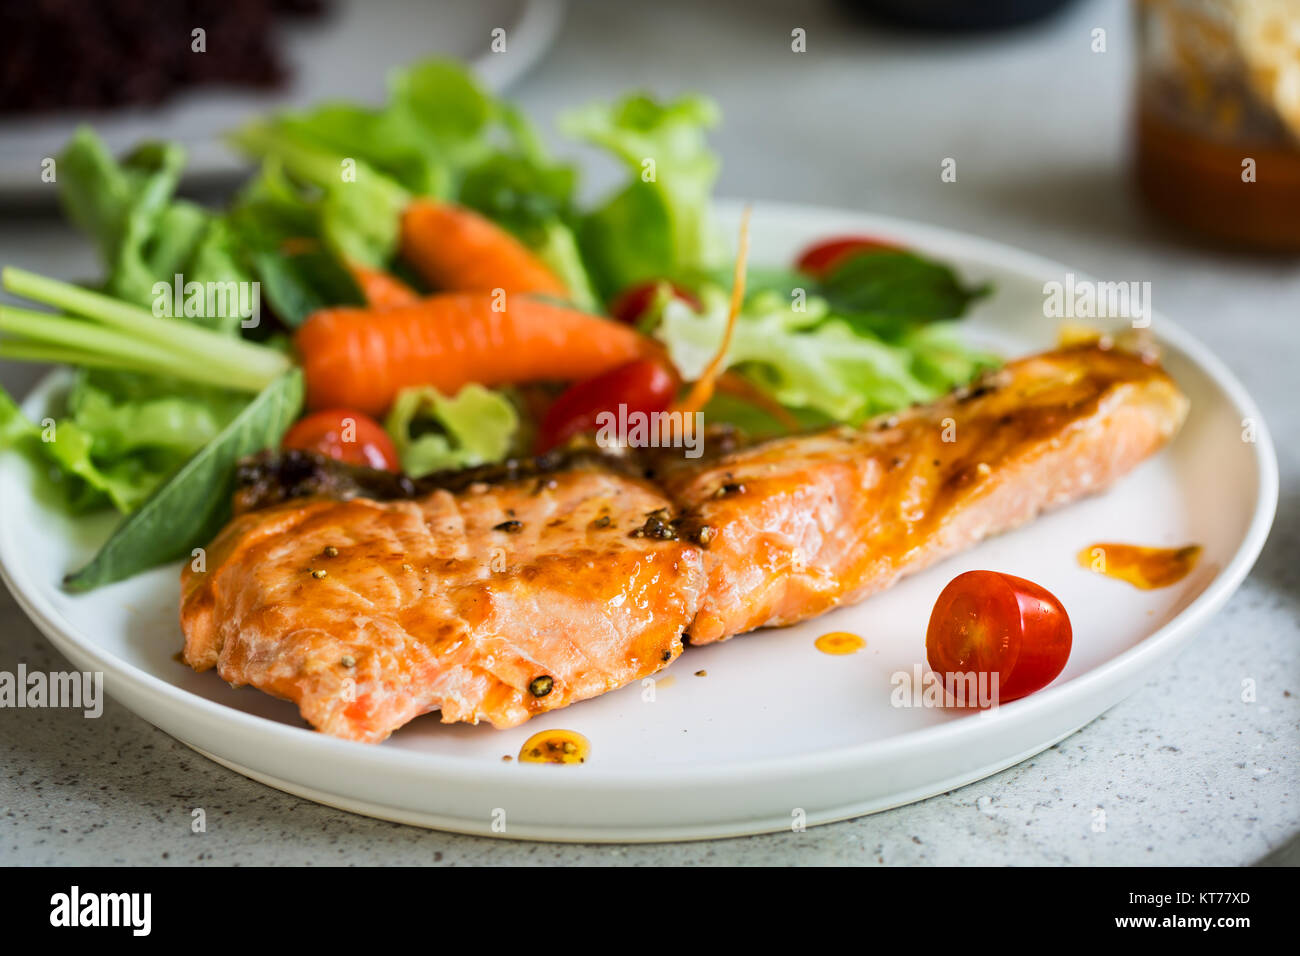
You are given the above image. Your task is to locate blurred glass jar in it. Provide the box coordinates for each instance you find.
[1135,0,1300,251]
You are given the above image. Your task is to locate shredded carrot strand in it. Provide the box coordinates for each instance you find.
[716,370,801,431]
[280,237,321,256]
[672,206,751,416]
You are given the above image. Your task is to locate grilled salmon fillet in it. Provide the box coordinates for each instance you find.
[180,343,1186,740]
[181,463,704,742]
[657,344,1188,643]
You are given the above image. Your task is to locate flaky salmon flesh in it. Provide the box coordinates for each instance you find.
[180,344,1188,742]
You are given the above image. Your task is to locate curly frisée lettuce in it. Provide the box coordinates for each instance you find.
[384,384,519,478]
[656,287,996,425]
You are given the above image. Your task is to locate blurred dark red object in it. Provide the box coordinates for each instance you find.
[0,0,326,115]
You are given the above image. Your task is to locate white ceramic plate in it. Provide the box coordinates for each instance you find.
[0,0,565,195]
[0,202,1277,842]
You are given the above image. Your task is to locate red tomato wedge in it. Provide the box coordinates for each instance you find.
[535,359,678,454]
[282,409,401,472]
[795,235,903,276]
[609,280,702,325]
[925,570,1072,705]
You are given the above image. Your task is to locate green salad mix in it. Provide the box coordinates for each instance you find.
[0,58,995,589]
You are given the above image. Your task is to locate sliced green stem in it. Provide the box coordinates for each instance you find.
[0,340,168,377]
[2,267,292,383]
[0,306,272,392]
[1,305,193,367]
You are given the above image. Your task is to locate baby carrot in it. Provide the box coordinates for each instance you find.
[295,293,656,415]
[348,264,420,308]
[400,199,568,298]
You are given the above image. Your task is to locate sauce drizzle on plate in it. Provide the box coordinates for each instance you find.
[518,729,589,764]
[1078,542,1202,590]
[815,631,866,655]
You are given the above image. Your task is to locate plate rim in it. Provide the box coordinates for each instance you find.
[0,200,1279,795]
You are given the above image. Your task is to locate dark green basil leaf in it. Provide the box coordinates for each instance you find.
[819,251,990,337]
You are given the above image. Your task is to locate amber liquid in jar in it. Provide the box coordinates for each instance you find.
[1135,0,1300,251]
[1137,97,1300,249]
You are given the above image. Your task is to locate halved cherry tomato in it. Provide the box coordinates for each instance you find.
[795,235,903,277]
[608,280,702,325]
[535,358,678,454]
[925,570,1072,705]
[282,408,400,471]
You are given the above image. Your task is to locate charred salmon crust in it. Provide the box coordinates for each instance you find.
[181,465,705,742]
[231,446,646,514]
[180,344,1186,740]
[656,344,1188,643]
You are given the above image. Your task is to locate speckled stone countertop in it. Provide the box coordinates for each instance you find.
[1,0,1296,865]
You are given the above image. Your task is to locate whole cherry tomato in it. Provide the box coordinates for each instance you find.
[282,408,401,471]
[608,280,702,325]
[535,359,678,454]
[925,570,1072,705]
[795,235,903,277]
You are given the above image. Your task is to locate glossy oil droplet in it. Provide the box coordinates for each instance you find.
[518,729,589,765]
[1078,543,1202,590]
[815,631,866,655]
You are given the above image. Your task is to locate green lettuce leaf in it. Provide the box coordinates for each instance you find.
[0,368,252,515]
[233,58,499,203]
[384,384,518,477]
[456,135,597,310]
[64,369,303,591]
[700,390,832,440]
[562,93,723,299]
[177,218,260,334]
[225,163,368,324]
[65,370,247,460]
[57,129,197,306]
[656,287,994,424]
[1,386,145,512]
[3,385,162,513]
[57,128,259,332]
[231,59,602,308]
[895,321,999,393]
